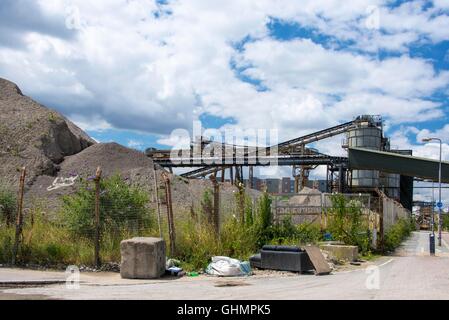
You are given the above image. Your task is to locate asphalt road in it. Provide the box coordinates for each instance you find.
[1,231,449,300]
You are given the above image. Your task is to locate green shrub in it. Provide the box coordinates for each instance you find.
[244,196,254,227]
[175,216,258,271]
[270,216,322,245]
[0,207,95,266]
[61,174,153,240]
[442,214,449,231]
[200,189,213,224]
[0,206,145,266]
[384,218,414,252]
[0,186,16,226]
[326,194,371,254]
[175,218,220,271]
[255,191,272,247]
[220,217,258,260]
[0,227,14,263]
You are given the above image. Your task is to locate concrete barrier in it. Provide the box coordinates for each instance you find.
[319,244,358,262]
[120,237,166,279]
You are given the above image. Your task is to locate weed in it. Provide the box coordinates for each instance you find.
[48,112,58,122]
[326,194,371,254]
[0,185,16,226]
[384,218,414,252]
[61,174,153,240]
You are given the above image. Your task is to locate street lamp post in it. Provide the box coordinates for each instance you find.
[422,137,443,247]
[431,181,435,235]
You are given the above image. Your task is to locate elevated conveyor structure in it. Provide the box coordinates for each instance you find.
[148,115,405,195]
[160,119,361,180]
[349,147,449,183]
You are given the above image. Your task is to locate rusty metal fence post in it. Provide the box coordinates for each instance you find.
[94,166,102,268]
[152,164,163,238]
[12,166,26,265]
[237,181,245,224]
[162,172,176,256]
[209,174,220,236]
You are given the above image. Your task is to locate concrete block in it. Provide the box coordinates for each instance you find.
[120,237,166,279]
[319,244,358,262]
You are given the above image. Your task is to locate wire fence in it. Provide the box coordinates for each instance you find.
[1,167,412,266]
[0,166,258,267]
[271,190,411,249]
[272,192,376,226]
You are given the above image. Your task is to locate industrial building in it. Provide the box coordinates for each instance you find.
[148,114,449,212]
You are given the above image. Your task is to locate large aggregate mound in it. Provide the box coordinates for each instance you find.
[0,78,95,187]
[1,78,260,217]
[26,142,158,208]
[58,142,154,177]
[26,142,257,216]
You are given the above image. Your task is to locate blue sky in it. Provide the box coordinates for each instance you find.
[1,0,449,202]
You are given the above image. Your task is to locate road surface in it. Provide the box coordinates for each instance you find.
[1,231,449,300]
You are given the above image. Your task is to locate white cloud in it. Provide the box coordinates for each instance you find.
[127,139,144,149]
[0,0,448,146]
[389,125,449,161]
[65,114,112,132]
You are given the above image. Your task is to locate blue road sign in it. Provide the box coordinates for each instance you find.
[437,202,443,208]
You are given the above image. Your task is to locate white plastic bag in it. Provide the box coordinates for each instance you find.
[205,256,251,276]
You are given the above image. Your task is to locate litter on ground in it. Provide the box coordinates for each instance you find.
[205,256,252,277]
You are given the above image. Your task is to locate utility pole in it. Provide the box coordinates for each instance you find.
[422,137,443,250]
[438,139,443,247]
[432,181,435,235]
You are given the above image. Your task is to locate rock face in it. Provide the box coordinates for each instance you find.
[0,78,95,187]
[120,237,166,279]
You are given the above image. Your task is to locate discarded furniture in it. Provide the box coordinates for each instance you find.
[250,245,314,273]
[249,253,261,269]
[303,245,332,275]
[120,237,166,279]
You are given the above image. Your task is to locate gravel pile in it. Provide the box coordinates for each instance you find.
[25,141,260,217]
[0,78,95,188]
[287,187,322,206]
[1,77,261,222]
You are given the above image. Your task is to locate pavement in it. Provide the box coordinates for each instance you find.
[1,231,449,300]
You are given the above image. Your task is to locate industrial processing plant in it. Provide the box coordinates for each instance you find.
[148,115,426,212]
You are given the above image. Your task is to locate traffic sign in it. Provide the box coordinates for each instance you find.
[437,202,443,208]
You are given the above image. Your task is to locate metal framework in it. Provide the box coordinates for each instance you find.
[148,116,384,193]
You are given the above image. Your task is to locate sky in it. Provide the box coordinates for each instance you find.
[1,0,449,204]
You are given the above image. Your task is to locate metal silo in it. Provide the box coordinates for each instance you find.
[347,116,382,189]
